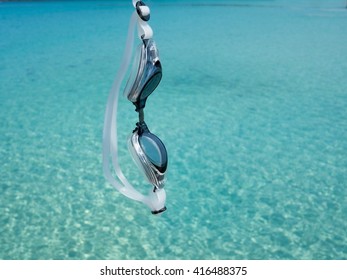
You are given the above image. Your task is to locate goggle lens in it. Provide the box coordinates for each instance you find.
[139,131,167,173]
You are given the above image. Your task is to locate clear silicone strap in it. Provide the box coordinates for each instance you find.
[138,18,153,39]
[103,11,144,201]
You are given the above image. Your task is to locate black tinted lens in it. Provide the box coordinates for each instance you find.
[139,131,167,173]
[141,70,162,100]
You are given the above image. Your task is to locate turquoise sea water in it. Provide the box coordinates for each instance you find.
[1,0,347,259]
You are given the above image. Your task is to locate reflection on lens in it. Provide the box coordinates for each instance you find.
[139,132,167,173]
[141,64,162,100]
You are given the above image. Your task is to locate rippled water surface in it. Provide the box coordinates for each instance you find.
[1,0,347,259]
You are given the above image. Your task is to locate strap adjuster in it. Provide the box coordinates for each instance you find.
[136,1,150,21]
[151,206,167,215]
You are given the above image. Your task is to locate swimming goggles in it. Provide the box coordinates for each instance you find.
[102,0,168,214]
